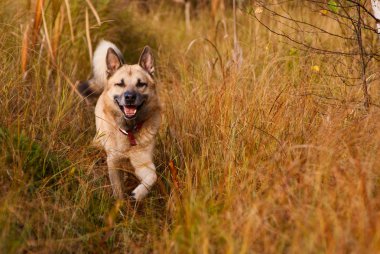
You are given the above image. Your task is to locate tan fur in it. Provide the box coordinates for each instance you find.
[77,42,161,201]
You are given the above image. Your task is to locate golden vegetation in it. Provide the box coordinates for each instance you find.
[1,0,380,253]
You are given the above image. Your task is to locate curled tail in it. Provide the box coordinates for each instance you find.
[76,40,124,104]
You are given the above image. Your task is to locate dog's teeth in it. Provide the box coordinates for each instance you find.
[124,107,137,117]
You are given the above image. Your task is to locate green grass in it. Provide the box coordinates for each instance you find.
[1,0,380,253]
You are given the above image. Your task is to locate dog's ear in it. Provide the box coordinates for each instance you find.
[106,48,122,76]
[138,46,154,75]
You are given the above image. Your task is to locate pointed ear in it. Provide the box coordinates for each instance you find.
[138,46,154,75]
[106,48,122,77]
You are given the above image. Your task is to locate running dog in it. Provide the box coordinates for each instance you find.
[77,40,161,201]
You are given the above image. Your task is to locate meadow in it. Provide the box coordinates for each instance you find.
[1,0,380,253]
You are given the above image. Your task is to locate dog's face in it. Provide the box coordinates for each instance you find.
[104,47,158,122]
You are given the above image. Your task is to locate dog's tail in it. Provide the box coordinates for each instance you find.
[92,40,124,88]
[76,40,124,105]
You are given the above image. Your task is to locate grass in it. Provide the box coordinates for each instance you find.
[1,0,380,253]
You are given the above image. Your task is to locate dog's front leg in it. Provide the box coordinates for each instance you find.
[107,155,124,199]
[129,149,157,201]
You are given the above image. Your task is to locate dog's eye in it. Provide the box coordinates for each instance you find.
[136,80,147,88]
[115,79,125,87]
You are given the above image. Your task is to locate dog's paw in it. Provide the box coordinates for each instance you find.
[131,184,149,201]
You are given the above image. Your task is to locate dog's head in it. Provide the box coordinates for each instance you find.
[104,46,158,122]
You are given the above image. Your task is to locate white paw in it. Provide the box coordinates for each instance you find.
[131,184,149,201]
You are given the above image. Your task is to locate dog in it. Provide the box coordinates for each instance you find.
[77,40,161,201]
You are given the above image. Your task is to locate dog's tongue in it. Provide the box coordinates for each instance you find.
[124,106,137,117]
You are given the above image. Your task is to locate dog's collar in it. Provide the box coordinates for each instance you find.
[119,122,144,146]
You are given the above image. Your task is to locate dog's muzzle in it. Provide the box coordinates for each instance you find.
[114,92,145,120]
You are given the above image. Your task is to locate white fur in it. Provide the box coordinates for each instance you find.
[92,40,124,89]
[129,148,158,201]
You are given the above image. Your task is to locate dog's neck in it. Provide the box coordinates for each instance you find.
[124,118,137,130]
[119,119,144,146]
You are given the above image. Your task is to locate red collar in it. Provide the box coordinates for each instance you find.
[119,122,144,146]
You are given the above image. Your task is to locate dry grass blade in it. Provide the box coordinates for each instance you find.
[211,0,220,19]
[169,160,180,190]
[52,6,65,60]
[85,0,101,26]
[232,0,242,68]
[64,0,75,42]
[41,1,54,63]
[185,1,191,32]
[106,200,123,227]
[21,24,30,76]
[32,0,44,44]
[186,37,225,83]
[85,7,93,63]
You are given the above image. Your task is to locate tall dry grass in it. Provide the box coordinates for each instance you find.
[1,0,380,253]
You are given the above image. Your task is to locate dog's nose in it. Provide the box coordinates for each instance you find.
[124,92,137,103]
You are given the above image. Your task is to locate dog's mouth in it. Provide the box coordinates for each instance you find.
[115,100,144,120]
[123,105,137,119]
